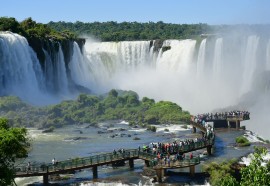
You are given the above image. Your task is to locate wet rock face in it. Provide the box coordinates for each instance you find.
[26,36,85,70]
[150,39,164,52]
[64,137,90,141]
[153,39,164,52]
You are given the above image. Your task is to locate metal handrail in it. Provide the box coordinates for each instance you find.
[15,138,214,175]
[150,156,200,168]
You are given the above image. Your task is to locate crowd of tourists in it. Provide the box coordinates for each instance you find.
[138,122,215,167]
[192,110,250,125]
[145,138,209,155]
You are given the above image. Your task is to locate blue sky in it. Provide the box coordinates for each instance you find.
[1,0,270,24]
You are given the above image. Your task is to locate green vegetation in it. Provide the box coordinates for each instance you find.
[0,17,76,41]
[0,17,81,63]
[203,159,238,186]
[235,136,251,147]
[0,118,30,185]
[0,90,190,130]
[48,21,211,41]
[240,147,270,186]
[204,146,270,186]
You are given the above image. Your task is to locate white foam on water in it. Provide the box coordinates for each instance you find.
[155,124,190,133]
[243,130,266,143]
[119,120,129,125]
[15,176,43,186]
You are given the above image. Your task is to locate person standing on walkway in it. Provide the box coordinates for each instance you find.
[27,162,31,173]
[52,158,56,165]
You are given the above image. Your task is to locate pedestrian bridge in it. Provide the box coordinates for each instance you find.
[15,138,214,184]
[15,111,235,184]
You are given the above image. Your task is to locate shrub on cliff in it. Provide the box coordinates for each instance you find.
[236,136,250,147]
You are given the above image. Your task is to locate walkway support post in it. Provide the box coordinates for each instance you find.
[129,159,134,169]
[92,165,98,179]
[190,165,195,176]
[236,120,240,130]
[192,126,196,133]
[156,168,163,183]
[43,174,49,185]
[207,145,212,155]
[227,121,231,128]
[145,160,150,167]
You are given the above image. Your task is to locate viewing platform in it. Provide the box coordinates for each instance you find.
[190,111,250,132]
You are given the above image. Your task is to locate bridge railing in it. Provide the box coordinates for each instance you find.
[150,156,200,168]
[15,149,140,174]
[143,139,214,155]
[46,149,140,172]
[15,136,215,175]
[138,150,156,160]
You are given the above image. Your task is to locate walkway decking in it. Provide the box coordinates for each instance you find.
[190,114,250,132]
[15,138,213,177]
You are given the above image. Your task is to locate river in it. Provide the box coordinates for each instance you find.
[15,121,259,186]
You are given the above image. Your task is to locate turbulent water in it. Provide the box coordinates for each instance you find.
[1,30,270,139]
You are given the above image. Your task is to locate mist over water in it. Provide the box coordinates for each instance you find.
[1,29,270,139]
[78,32,270,139]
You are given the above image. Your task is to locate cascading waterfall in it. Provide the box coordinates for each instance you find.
[266,39,270,70]
[0,32,82,104]
[196,39,206,79]
[0,32,45,103]
[212,38,223,83]
[241,35,260,94]
[43,49,55,92]
[56,46,69,95]
[1,31,270,138]
[156,40,196,74]
[118,41,151,68]
[73,40,152,93]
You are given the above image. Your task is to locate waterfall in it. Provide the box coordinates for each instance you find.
[56,46,69,95]
[0,32,44,102]
[1,31,270,138]
[212,38,223,83]
[196,39,207,79]
[1,32,269,109]
[69,42,96,89]
[241,35,260,94]
[75,40,152,93]
[118,41,151,68]
[266,39,270,70]
[156,40,196,74]
[43,49,55,92]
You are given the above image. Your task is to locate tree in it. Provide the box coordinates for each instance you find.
[204,147,270,186]
[0,17,22,33]
[240,148,270,186]
[0,118,30,185]
[108,89,118,98]
[203,160,238,186]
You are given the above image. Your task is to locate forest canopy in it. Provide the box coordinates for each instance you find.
[0,17,76,41]
[0,90,191,129]
[47,21,211,41]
